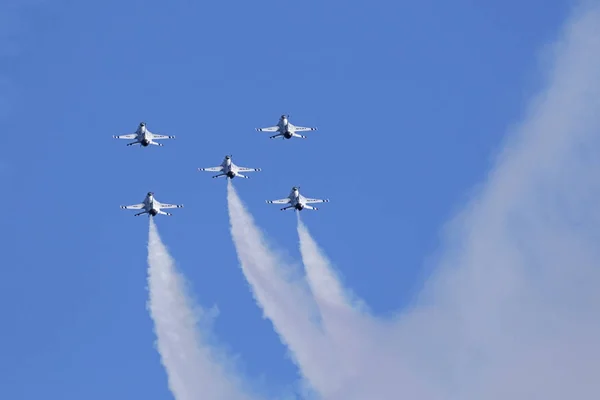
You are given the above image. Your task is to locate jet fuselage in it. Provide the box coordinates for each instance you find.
[290,189,304,209]
[136,124,151,146]
[279,117,293,139]
[222,157,237,178]
[145,194,157,213]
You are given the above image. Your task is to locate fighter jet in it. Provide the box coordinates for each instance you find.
[255,115,317,139]
[113,122,175,147]
[266,186,329,211]
[198,155,261,179]
[120,192,183,216]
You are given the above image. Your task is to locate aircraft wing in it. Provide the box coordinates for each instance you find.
[237,167,261,172]
[152,134,175,140]
[113,134,137,139]
[305,198,329,204]
[120,203,145,209]
[266,198,291,204]
[158,203,183,209]
[198,166,223,172]
[256,126,279,132]
[294,126,317,132]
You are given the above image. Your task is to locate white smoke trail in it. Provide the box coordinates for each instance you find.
[297,217,440,400]
[296,216,352,312]
[295,216,369,392]
[226,181,339,395]
[147,218,254,400]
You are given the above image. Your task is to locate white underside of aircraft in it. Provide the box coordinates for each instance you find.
[256,115,317,140]
[266,186,329,211]
[198,155,261,179]
[120,192,183,217]
[113,122,175,147]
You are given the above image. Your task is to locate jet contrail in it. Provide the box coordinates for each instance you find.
[296,215,365,364]
[295,215,386,397]
[296,215,443,400]
[226,181,340,396]
[296,216,351,311]
[146,218,254,400]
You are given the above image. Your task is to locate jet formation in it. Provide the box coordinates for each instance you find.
[116,116,329,217]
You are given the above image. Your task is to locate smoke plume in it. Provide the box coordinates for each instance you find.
[146,218,253,400]
[226,181,340,395]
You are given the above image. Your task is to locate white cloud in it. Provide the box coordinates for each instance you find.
[228,2,600,399]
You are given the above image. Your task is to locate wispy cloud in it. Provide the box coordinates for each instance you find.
[227,2,600,399]
[0,0,47,179]
[147,218,255,400]
[0,0,45,117]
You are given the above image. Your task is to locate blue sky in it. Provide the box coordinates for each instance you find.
[0,1,583,399]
